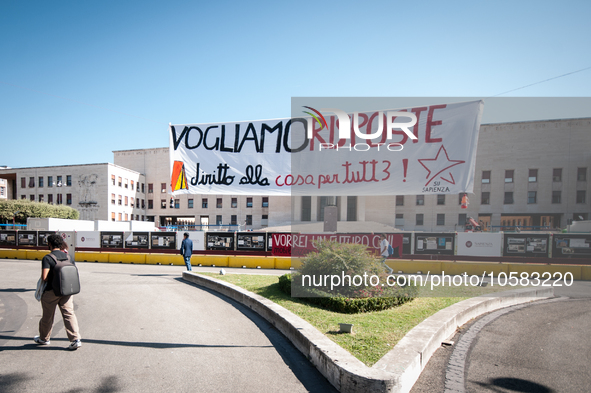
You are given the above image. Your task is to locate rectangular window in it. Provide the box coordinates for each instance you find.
[141,199,145,209]
[111,212,115,221]
[118,177,122,187]
[482,170,491,184]
[124,196,128,206]
[161,183,166,193]
[527,191,537,204]
[437,194,445,205]
[437,214,445,226]
[124,213,128,221]
[57,176,63,187]
[141,183,145,193]
[111,175,116,186]
[202,198,208,208]
[553,168,562,182]
[416,213,424,226]
[528,169,538,183]
[481,192,490,205]
[262,197,269,207]
[576,190,586,204]
[48,176,53,187]
[39,194,44,202]
[246,197,253,208]
[66,194,72,205]
[396,213,403,219]
[552,191,561,204]
[262,214,268,220]
[130,197,135,207]
[504,192,514,204]
[29,177,35,188]
[188,199,194,208]
[118,213,122,221]
[577,167,587,181]
[118,195,122,205]
[21,177,26,189]
[504,170,514,183]
[66,175,72,186]
[57,194,63,205]
[148,200,153,209]
[174,199,180,209]
[161,199,167,209]
[458,213,467,226]
[301,196,311,221]
[416,195,424,206]
[231,198,237,208]
[396,196,404,206]
[48,194,53,204]
[38,177,44,188]
[148,183,153,193]
[231,215,237,225]
[246,215,252,225]
[30,194,35,201]
[216,215,223,225]
[124,179,128,189]
[216,198,222,208]
[130,180,134,190]
[21,195,26,199]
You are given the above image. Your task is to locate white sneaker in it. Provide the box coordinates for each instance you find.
[34,336,50,345]
[68,339,82,350]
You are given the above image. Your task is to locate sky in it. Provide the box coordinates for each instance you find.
[1,0,590,168]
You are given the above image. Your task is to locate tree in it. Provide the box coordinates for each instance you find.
[0,200,79,223]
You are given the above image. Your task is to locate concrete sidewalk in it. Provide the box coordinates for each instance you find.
[0,260,335,393]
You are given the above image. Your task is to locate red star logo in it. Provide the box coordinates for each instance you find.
[418,145,465,186]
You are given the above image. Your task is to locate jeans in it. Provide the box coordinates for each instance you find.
[184,256,192,271]
[381,256,393,274]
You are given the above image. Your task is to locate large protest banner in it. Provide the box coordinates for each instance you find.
[169,100,483,196]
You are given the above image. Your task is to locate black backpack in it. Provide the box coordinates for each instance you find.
[49,253,81,296]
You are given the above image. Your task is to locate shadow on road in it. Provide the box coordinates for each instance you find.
[473,377,555,393]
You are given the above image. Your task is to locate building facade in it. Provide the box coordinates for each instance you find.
[2,117,589,231]
[0,163,147,222]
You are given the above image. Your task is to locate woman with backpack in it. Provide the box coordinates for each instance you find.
[34,233,82,350]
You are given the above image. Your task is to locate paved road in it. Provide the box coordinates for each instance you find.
[0,260,336,393]
[412,281,591,393]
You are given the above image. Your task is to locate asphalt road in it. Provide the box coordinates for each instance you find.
[412,281,591,393]
[0,260,336,393]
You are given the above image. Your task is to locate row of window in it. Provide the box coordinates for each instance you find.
[111,175,144,193]
[395,190,588,207]
[21,176,72,189]
[481,190,586,205]
[396,194,460,206]
[111,213,145,222]
[210,214,268,226]
[404,213,455,226]
[21,194,72,205]
[110,194,145,208]
[482,167,587,184]
[148,197,270,210]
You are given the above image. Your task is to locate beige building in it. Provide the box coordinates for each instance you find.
[0,163,147,222]
[115,117,590,232]
[113,148,292,229]
[2,117,588,232]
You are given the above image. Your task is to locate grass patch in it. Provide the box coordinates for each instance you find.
[198,272,521,366]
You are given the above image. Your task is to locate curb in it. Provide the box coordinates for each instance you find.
[181,272,554,393]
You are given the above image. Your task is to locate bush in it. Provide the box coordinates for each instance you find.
[277,240,418,313]
[0,200,79,222]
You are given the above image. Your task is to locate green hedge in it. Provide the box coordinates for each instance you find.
[0,200,79,222]
[278,273,417,314]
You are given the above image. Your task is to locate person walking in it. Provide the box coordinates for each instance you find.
[180,232,193,271]
[34,234,81,350]
[380,234,393,274]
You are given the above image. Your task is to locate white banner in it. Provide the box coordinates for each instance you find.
[76,231,101,249]
[457,232,502,257]
[169,100,483,196]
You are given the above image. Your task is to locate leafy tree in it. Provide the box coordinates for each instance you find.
[0,200,79,223]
